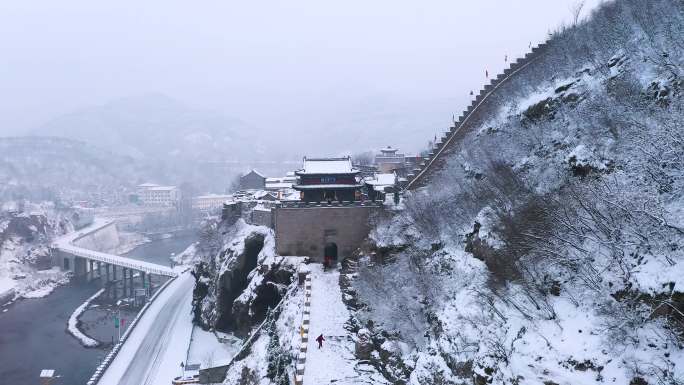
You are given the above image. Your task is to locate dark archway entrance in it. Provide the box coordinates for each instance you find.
[324,242,338,262]
[323,190,336,203]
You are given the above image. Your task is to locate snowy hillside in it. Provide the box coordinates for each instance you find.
[0,203,74,303]
[348,1,684,384]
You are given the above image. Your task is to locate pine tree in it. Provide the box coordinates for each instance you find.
[264,309,291,385]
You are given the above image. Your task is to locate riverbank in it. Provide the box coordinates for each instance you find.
[67,288,105,347]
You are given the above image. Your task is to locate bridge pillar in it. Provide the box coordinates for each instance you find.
[97,262,102,279]
[129,270,134,297]
[104,264,110,296]
[74,257,87,278]
[122,268,127,298]
[88,260,94,281]
[147,274,153,296]
[140,272,146,297]
[112,266,118,299]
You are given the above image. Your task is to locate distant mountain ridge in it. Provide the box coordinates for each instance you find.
[30,94,262,162]
[0,136,149,202]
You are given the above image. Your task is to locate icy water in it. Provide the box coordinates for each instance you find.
[123,233,196,266]
[0,234,196,385]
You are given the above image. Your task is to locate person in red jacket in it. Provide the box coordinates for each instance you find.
[316,334,325,349]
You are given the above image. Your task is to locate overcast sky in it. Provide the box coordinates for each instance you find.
[0,0,603,138]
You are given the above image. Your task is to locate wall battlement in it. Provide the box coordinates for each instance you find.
[406,41,550,189]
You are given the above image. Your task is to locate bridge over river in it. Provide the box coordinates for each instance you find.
[52,219,176,298]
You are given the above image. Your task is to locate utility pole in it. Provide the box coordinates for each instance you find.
[114,309,121,341]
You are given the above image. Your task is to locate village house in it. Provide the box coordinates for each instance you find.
[364,172,398,202]
[239,169,266,190]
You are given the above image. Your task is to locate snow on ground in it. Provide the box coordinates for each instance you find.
[187,326,241,369]
[0,243,70,302]
[68,288,105,347]
[304,264,387,385]
[98,272,194,385]
[172,242,199,265]
[0,275,14,300]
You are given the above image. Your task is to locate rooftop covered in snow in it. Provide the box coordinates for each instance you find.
[295,156,359,175]
[365,173,397,186]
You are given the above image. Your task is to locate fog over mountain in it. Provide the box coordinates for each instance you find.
[1,0,602,159]
[31,94,264,162]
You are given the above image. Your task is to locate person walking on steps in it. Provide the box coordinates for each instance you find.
[316,334,325,349]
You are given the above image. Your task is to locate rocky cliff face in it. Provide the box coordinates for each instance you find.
[0,203,74,301]
[191,219,296,335]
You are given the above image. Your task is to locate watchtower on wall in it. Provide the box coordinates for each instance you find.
[274,201,382,263]
[275,156,382,262]
[293,157,363,203]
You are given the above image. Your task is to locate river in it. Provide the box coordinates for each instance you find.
[0,233,196,385]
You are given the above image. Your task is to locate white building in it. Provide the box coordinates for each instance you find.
[136,183,179,206]
[192,194,232,212]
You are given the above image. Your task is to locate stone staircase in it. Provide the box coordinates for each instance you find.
[405,42,551,189]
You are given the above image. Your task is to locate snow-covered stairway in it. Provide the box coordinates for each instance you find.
[301,264,366,385]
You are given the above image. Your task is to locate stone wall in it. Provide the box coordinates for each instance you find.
[406,41,550,189]
[249,208,273,228]
[274,205,381,262]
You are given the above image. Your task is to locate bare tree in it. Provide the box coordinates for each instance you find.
[570,0,586,26]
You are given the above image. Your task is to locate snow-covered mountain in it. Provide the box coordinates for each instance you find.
[349,1,684,384]
[182,1,684,384]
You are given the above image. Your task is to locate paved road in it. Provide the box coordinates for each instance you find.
[99,272,194,385]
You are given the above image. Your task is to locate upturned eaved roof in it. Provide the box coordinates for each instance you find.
[296,156,358,175]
